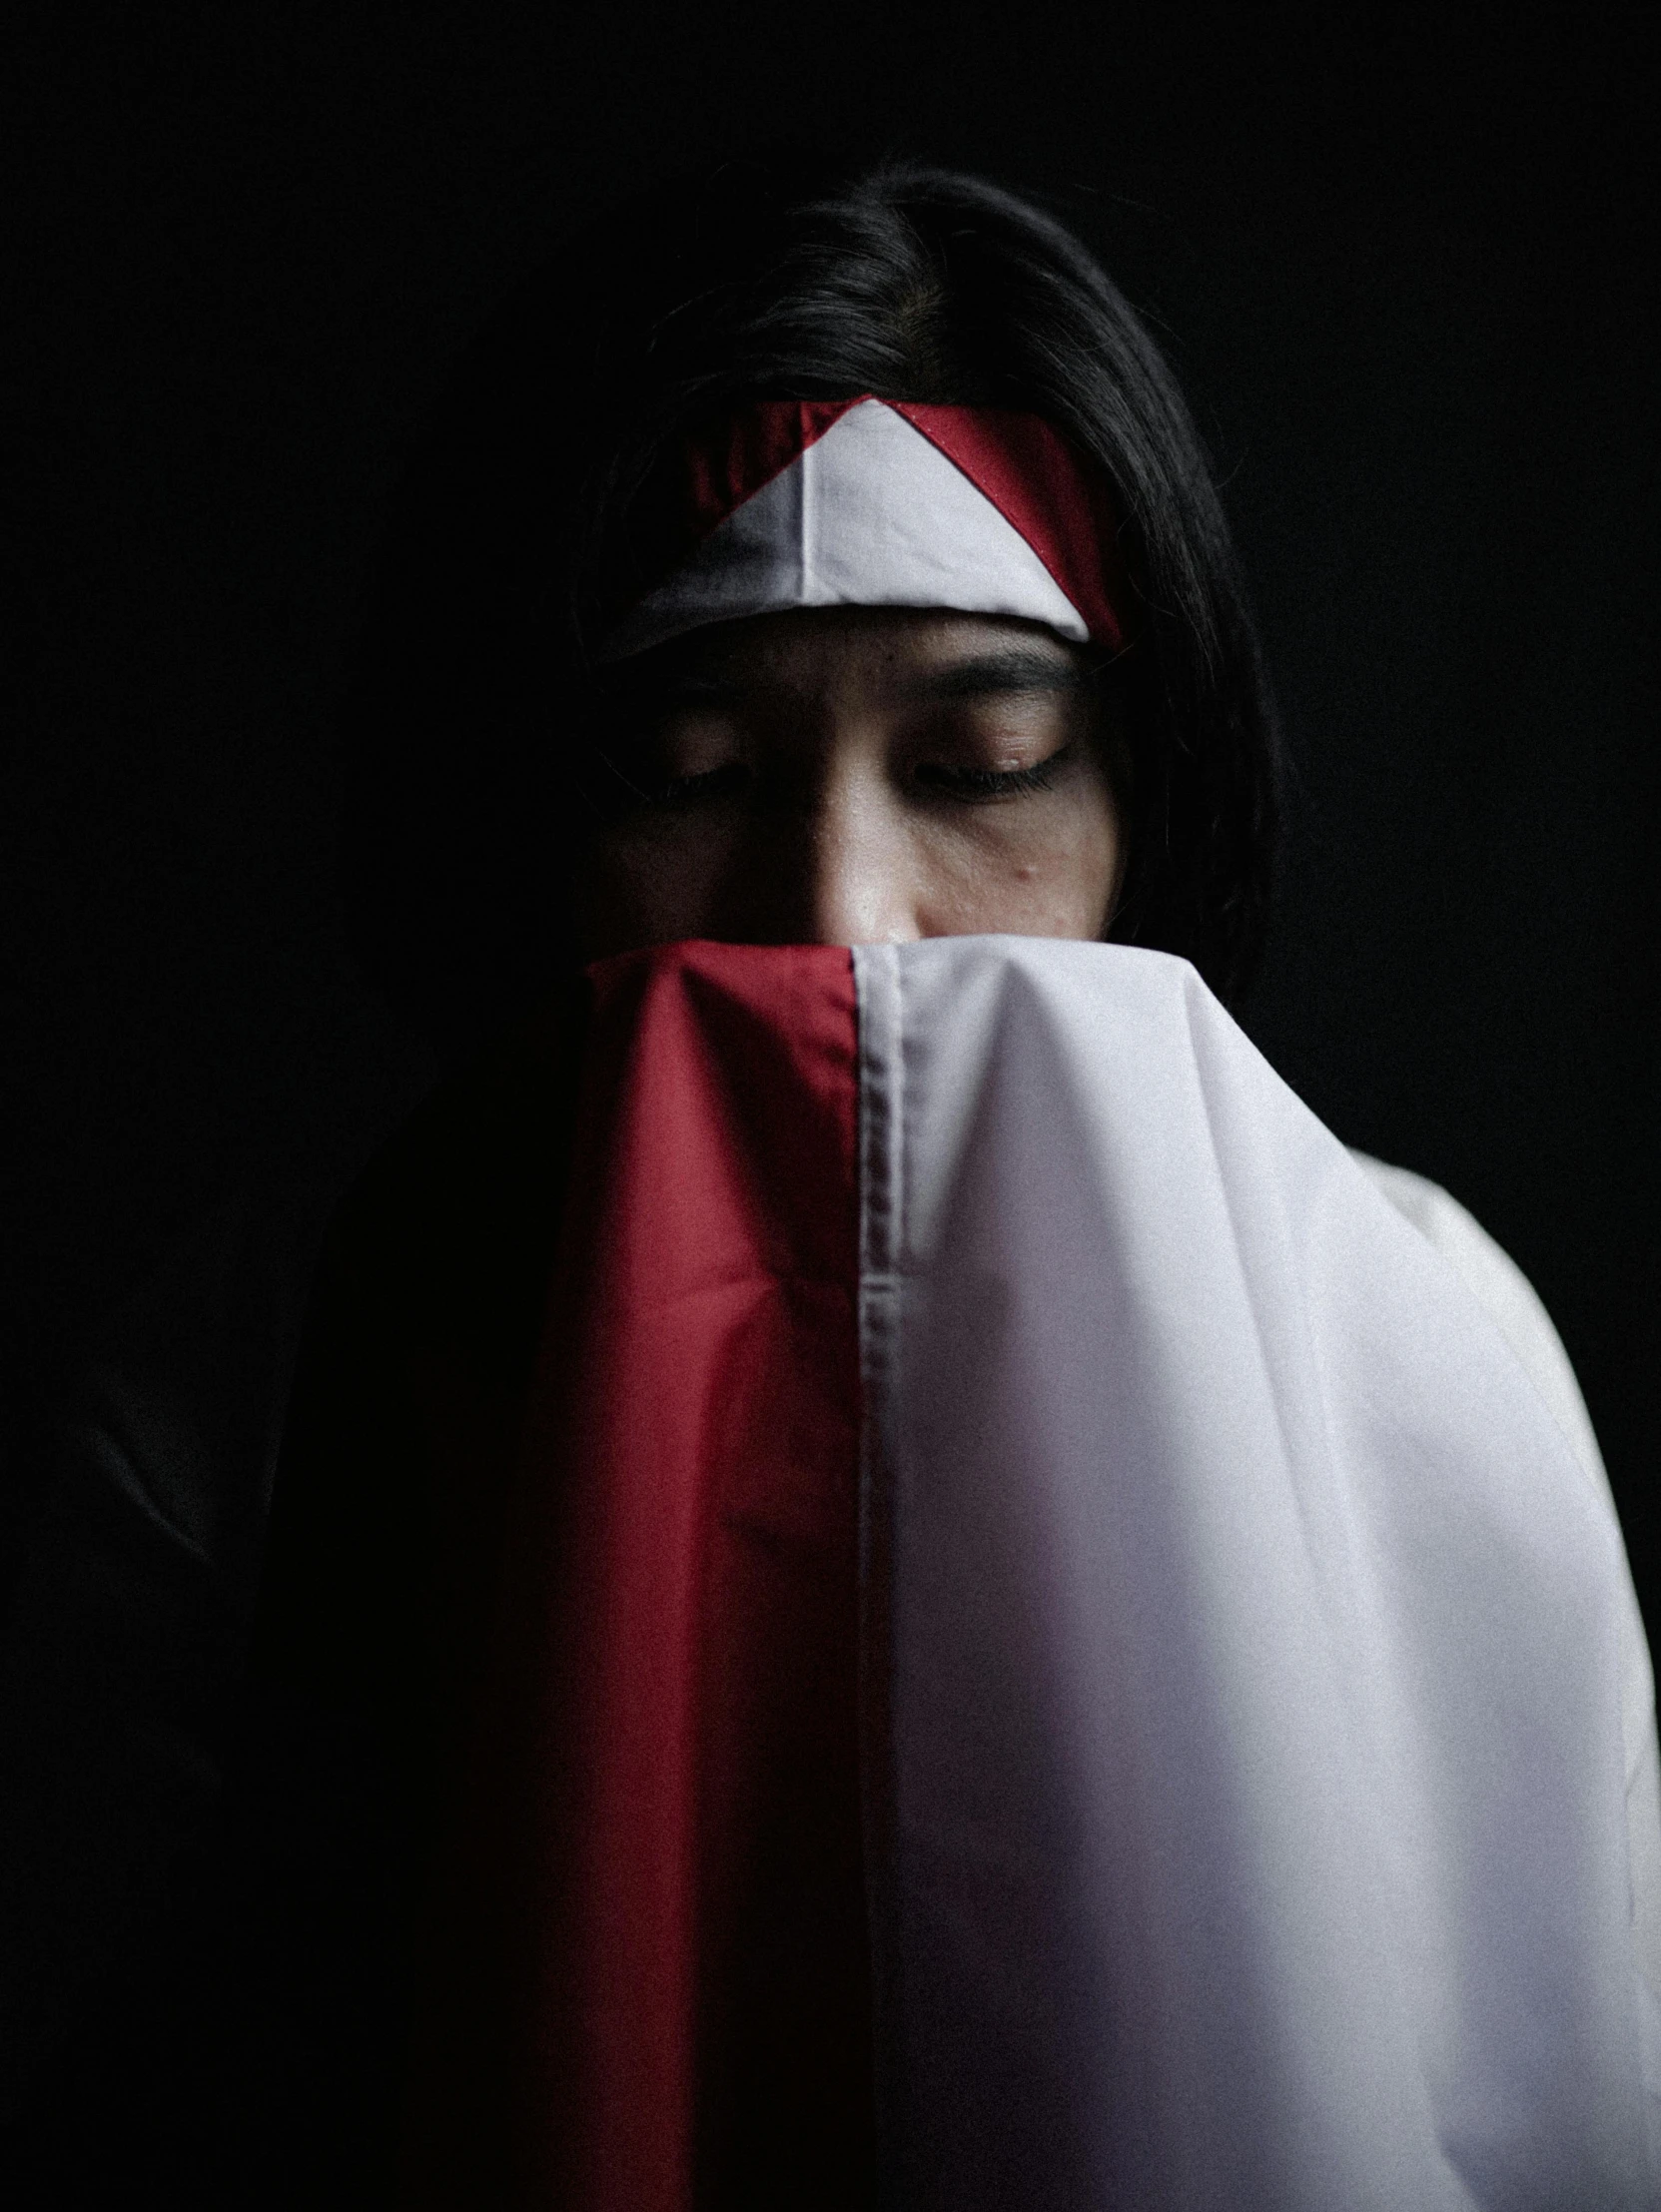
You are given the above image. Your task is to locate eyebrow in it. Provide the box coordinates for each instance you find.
[661,645,1089,709]
[889,648,1089,703]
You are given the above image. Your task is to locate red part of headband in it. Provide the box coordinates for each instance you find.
[671,395,1129,651]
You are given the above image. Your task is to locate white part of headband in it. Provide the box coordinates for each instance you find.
[599,397,1090,663]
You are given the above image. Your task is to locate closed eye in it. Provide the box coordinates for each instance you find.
[619,746,1075,809]
[643,761,751,808]
[914,747,1072,803]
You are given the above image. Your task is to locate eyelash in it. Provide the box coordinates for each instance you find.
[642,750,1070,810]
[645,763,749,808]
[914,756,1066,802]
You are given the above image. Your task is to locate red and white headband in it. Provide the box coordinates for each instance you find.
[598,395,1128,662]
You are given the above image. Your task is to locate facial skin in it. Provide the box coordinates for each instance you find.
[570,606,1127,960]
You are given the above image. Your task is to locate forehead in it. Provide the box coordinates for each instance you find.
[646,606,1089,697]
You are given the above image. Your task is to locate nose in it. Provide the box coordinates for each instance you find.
[791,763,922,947]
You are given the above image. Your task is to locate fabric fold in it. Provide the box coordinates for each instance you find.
[400,942,871,2211]
[856,936,1656,2211]
[265,935,1656,2210]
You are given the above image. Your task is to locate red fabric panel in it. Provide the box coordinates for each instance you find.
[402,941,871,2212]
[889,401,1129,650]
[665,396,1127,648]
[683,397,861,541]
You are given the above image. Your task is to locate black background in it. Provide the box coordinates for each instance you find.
[2,12,1656,1586]
[0,4,1657,2192]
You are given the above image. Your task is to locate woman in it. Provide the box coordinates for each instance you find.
[244,158,1660,2207]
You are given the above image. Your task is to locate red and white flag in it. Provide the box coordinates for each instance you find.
[397,937,1660,2210]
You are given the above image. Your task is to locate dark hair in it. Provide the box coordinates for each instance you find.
[340,155,1281,1049]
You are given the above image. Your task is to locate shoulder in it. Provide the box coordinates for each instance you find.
[1346,1150,1608,1499]
[1350,1150,1661,1810]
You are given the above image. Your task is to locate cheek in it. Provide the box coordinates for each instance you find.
[1068,795,1127,923]
[569,822,740,959]
[917,791,1124,938]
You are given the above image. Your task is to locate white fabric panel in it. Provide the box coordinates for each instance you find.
[599,398,1088,662]
[853,936,1659,2211]
[1352,1151,1661,2027]
[1351,1152,1606,1489]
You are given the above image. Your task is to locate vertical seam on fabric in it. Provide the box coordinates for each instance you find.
[856,942,904,1461]
[853,941,903,2204]
[799,425,816,602]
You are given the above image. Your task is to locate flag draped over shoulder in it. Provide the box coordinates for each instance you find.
[255,937,1661,2211]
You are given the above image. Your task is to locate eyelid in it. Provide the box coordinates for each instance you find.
[900,686,1081,754]
[914,741,1077,801]
[647,760,750,808]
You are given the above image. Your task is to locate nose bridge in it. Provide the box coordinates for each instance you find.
[799,741,917,948]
